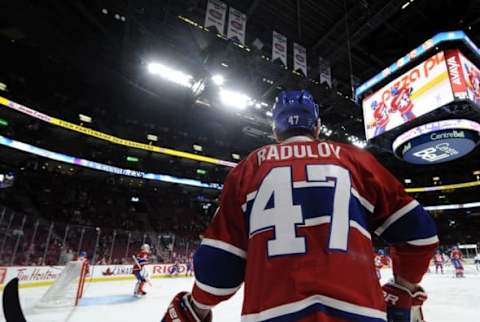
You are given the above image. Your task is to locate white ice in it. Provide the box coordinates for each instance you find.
[1,265,479,322]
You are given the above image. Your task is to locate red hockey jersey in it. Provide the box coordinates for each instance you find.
[132,251,149,272]
[192,137,438,322]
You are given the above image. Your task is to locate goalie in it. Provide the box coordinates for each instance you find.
[132,244,151,296]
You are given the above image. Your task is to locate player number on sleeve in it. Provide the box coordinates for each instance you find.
[249,165,351,256]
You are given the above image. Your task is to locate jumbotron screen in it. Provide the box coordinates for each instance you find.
[362,51,455,140]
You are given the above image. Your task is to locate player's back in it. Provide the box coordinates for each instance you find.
[235,138,391,321]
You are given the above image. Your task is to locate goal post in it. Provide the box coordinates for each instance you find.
[34,260,89,308]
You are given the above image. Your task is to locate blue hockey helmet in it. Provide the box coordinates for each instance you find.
[272,90,319,135]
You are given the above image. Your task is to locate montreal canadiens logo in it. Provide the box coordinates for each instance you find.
[296,54,305,63]
[275,43,285,51]
[209,9,222,19]
[231,21,243,29]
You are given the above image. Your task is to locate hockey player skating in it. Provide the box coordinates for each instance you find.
[162,90,438,322]
[132,244,151,296]
[433,250,444,274]
[450,246,464,278]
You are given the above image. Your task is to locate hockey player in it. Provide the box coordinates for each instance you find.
[450,246,464,278]
[474,253,480,271]
[132,244,151,296]
[368,100,389,136]
[390,87,415,122]
[162,90,438,322]
[433,250,444,274]
[186,256,194,277]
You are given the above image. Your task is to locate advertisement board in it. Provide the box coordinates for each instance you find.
[457,51,480,105]
[392,119,480,165]
[0,264,189,290]
[362,51,455,140]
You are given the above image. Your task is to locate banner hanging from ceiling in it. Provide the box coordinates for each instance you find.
[293,42,307,76]
[226,7,247,45]
[272,31,287,66]
[204,0,227,34]
[319,56,332,87]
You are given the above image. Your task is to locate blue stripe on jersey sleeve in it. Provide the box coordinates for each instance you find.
[380,205,437,244]
[193,245,245,289]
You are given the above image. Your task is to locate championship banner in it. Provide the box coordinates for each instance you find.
[226,7,246,45]
[204,0,227,34]
[293,43,307,76]
[272,31,287,66]
[362,51,455,140]
[319,56,332,87]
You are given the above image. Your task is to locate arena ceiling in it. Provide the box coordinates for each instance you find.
[1,0,480,188]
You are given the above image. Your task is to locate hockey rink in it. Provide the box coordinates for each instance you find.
[1,265,479,322]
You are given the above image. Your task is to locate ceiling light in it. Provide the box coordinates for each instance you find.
[255,103,262,109]
[265,111,273,117]
[432,176,440,181]
[79,114,92,123]
[193,144,203,152]
[147,134,158,142]
[473,170,480,175]
[211,74,224,86]
[232,153,240,160]
[147,62,193,88]
[404,178,412,184]
[219,89,251,110]
[401,2,410,9]
[101,8,108,14]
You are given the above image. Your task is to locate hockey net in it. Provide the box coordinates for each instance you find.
[35,260,89,308]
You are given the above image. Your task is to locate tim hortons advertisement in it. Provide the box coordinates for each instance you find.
[0,264,189,289]
[0,266,64,288]
[362,51,455,140]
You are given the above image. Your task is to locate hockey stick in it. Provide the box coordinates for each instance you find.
[2,278,27,322]
[132,255,152,286]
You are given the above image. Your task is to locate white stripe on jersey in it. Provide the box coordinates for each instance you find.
[301,216,372,240]
[374,200,419,236]
[351,188,375,213]
[407,235,439,246]
[241,293,386,322]
[201,238,247,259]
[194,280,241,296]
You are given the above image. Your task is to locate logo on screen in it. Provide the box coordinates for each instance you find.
[412,143,459,162]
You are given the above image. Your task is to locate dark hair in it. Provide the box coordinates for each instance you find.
[275,128,315,141]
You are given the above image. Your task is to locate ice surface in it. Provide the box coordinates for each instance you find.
[1,265,479,322]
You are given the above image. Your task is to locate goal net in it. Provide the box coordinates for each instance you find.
[35,260,89,308]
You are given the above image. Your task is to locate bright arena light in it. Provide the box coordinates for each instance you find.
[211,74,225,86]
[219,89,251,110]
[147,62,193,88]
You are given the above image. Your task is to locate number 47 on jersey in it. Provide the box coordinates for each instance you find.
[249,164,352,256]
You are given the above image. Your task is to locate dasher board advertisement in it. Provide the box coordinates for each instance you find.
[362,51,455,140]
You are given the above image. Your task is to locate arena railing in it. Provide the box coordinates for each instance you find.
[0,205,197,267]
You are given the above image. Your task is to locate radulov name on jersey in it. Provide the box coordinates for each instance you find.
[257,142,341,166]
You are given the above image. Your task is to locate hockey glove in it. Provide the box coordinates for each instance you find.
[382,281,427,322]
[162,292,212,322]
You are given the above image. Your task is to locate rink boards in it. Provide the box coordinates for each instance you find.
[0,263,189,290]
